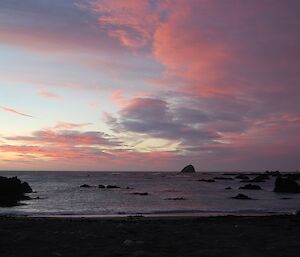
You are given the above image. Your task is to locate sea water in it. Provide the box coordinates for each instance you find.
[0,171,299,217]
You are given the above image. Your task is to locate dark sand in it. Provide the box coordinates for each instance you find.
[1,215,300,257]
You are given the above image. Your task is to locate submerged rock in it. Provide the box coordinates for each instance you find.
[0,176,33,207]
[274,176,300,193]
[239,184,262,190]
[231,193,253,200]
[180,164,195,173]
[197,179,215,182]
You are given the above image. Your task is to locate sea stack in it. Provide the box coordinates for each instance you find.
[181,164,196,173]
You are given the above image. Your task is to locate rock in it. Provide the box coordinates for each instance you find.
[98,184,106,188]
[106,185,120,189]
[21,182,33,193]
[164,197,186,200]
[197,179,215,182]
[214,177,234,180]
[274,176,300,193]
[231,193,253,200]
[132,192,149,196]
[254,174,269,180]
[0,176,33,207]
[80,184,91,188]
[239,184,262,190]
[180,164,195,173]
[235,174,250,180]
[225,186,232,190]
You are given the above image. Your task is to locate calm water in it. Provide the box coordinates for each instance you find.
[0,171,299,217]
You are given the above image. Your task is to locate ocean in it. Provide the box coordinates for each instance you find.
[0,171,299,217]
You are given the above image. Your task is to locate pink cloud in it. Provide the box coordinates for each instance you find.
[89,0,163,48]
[38,90,61,99]
[0,105,34,118]
[51,122,92,130]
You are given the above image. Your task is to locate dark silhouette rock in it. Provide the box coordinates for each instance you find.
[21,181,33,193]
[181,164,195,173]
[0,176,33,207]
[214,177,234,180]
[235,174,250,180]
[255,174,269,180]
[231,194,253,200]
[239,184,262,190]
[98,184,106,188]
[197,179,215,182]
[132,192,149,196]
[164,197,186,200]
[106,185,120,189]
[225,186,232,190]
[80,184,91,188]
[274,176,300,193]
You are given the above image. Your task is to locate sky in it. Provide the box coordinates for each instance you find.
[0,0,300,171]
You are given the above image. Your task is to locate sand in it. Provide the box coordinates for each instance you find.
[0,215,300,257]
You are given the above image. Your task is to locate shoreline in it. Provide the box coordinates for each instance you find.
[1,209,296,220]
[1,214,300,257]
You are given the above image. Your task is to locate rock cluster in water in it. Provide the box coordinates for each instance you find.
[0,176,33,207]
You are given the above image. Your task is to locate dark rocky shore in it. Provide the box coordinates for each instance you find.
[0,215,300,257]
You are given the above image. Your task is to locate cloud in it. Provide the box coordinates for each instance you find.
[5,129,121,147]
[38,90,61,99]
[51,122,92,130]
[0,0,124,54]
[105,97,220,145]
[88,0,164,48]
[0,105,34,118]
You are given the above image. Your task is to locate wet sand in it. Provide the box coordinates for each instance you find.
[0,215,300,257]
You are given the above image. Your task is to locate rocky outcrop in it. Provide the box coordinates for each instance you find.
[274,176,300,193]
[0,176,33,207]
[180,165,195,173]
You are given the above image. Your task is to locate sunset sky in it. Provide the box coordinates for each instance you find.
[1,0,300,171]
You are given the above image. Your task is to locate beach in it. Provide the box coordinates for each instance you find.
[1,215,300,257]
